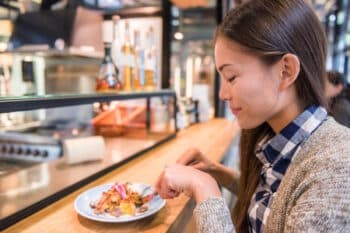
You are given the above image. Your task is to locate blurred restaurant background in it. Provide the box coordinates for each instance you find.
[0,0,349,121]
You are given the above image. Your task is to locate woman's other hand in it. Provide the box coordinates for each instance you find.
[177,148,238,193]
[155,164,221,203]
[176,148,216,172]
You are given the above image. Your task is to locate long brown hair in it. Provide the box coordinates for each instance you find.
[215,0,328,232]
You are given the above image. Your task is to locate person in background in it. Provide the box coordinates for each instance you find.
[325,71,350,127]
[155,0,350,233]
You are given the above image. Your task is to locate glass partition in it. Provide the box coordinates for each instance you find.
[0,94,176,228]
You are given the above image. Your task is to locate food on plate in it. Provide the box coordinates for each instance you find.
[89,182,154,217]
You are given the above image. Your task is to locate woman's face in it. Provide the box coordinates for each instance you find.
[215,37,283,129]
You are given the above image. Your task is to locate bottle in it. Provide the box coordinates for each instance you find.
[133,29,145,90]
[144,26,157,91]
[96,42,122,92]
[0,66,6,96]
[111,15,121,73]
[121,20,135,91]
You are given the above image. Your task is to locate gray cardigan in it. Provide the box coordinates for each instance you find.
[193,117,350,233]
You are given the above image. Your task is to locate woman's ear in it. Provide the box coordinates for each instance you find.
[278,53,300,91]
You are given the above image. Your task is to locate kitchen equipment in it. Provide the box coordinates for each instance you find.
[0,121,93,163]
[0,131,61,162]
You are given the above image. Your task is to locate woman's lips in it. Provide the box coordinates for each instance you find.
[231,107,242,115]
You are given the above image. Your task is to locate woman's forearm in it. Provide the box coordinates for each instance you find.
[209,162,239,194]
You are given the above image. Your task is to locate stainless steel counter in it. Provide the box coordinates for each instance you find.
[0,161,37,176]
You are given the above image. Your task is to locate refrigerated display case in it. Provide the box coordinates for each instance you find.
[0,90,177,231]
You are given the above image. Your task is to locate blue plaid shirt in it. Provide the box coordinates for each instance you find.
[248,105,328,233]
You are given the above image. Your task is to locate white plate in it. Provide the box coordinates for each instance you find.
[74,183,166,223]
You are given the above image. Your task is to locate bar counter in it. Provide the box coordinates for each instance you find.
[3,118,240,233]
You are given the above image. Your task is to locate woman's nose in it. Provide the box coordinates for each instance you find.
[219,82,231,101]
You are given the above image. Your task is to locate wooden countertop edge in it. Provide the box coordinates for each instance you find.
[4,118,240,233]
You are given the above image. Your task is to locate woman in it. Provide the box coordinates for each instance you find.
[325,71,350,127]
[155,0,350,233]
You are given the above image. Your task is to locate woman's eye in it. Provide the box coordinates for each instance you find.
[228,76,236,83]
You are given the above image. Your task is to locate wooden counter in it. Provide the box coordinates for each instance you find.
[3,118,240,233]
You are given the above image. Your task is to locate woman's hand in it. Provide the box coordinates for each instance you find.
[155,164,221,203]
[176,148,216,172]
[177,148,238,193]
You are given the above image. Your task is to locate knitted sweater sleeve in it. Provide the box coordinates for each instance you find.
[284,167,350,233]
[193,197,235,233]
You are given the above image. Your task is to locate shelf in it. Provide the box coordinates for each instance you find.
[84,5,162,18]
[0,90,176,113]
[0,48,104,59]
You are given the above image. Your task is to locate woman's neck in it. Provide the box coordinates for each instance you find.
[267,100,305,133]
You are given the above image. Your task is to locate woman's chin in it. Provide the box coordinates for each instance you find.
[236,119,262,130]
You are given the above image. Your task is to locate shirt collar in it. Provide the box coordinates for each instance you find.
[256,105,327,166]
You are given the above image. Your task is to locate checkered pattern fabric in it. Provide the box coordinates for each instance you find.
[247,105,328,233]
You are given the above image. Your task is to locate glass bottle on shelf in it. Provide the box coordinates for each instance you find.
[111,15,121,73]
[95,42,122,92]
[0,66,6,96]
[133,30,143,90]
[144,26,157,91]
[121,20,135,91]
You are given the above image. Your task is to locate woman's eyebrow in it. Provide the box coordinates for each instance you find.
[218,64,235,72]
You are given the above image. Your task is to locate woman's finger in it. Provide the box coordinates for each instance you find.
[159,171,174,199]
[191,162,205,170]
[166,189,180,199]
[154,171,164,194]
[176,148,201,165]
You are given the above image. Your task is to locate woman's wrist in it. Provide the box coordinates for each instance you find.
[208,162,235,190]
[192,173,222,203]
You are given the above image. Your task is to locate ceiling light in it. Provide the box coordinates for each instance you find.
[174,32,184,40]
